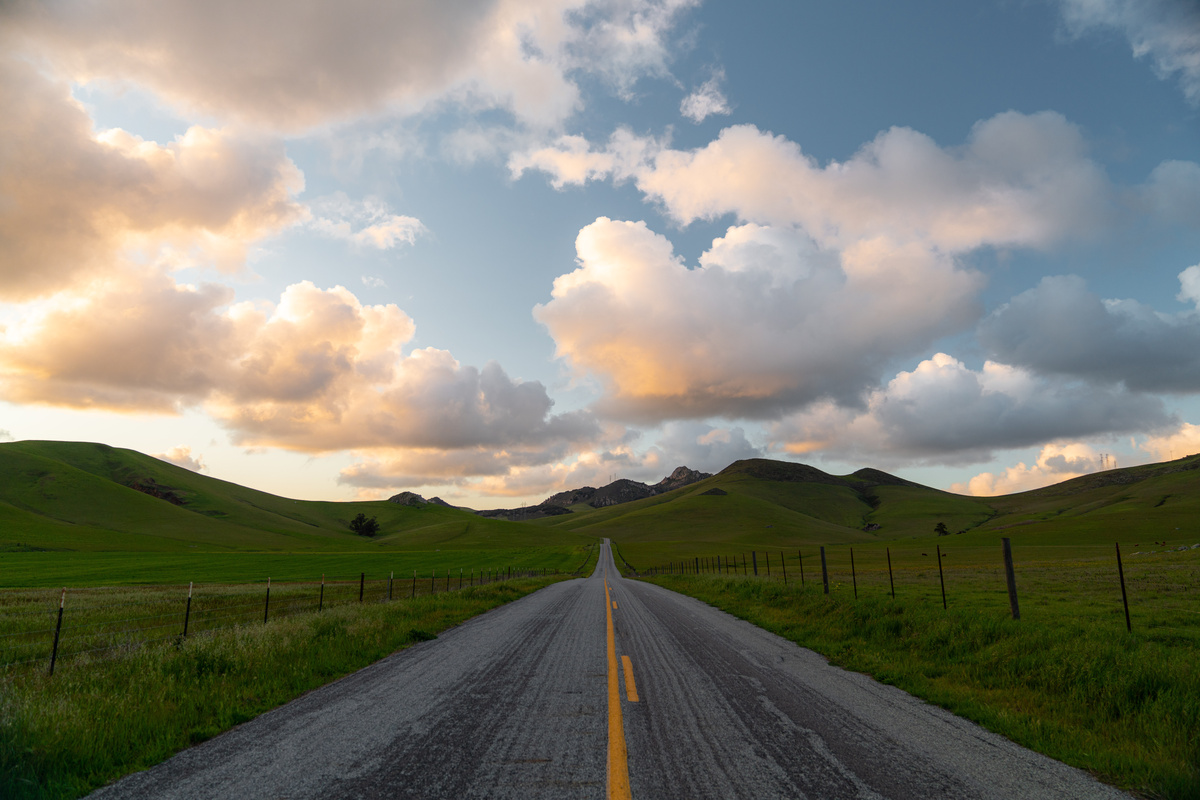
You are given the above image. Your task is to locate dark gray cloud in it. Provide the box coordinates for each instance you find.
[773,353,1175,466]
[979,274,1200,392]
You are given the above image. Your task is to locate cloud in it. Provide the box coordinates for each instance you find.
[6,0,697,132]
[154,445,205,472]
[517,112,1118,252]
[535,217,983,421]
[0,429,12,442]
[771,353,1174,466]
[650,421,762,472]
[1139,421,1200,460]
[0,277,600,458]
[950,442,1103,496]
[307,193,425,250]
[1057,0,1200,104]
[979,271,1200,392]
[680,69,731,123]
[361,276,388,289]
[0,54,305,300]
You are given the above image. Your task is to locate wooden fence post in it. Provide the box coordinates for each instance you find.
[780,551,787,585]
[1001,538,1019,620]
[936,546,947,610]
[799,550,805,586]
[752,551,758,576]
[264,578,271,624]
[820,547,829,594]
[359,572,365,603]
[320,574,325,611]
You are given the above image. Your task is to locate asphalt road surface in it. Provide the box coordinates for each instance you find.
[91,540,1130,799]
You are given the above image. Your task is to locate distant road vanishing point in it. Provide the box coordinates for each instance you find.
[90,540,1129,799]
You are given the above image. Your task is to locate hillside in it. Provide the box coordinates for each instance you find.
[535,454,1200,553]
[0,440,589,554]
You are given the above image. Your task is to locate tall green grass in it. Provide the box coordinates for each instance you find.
[0,577,566,800]
[642,573,1199,799]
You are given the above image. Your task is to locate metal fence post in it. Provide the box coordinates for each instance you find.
[780,551,787,585]
[1116,542,1132,632]
[850,548,858,599]
[886,548,895,599]
[359,572,365,603]
[49,588,65,676]
[183,582,193,637]
[798,550,805,586]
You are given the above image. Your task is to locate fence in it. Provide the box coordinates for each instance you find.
[0,564,570,675]
[632,540,1200,639]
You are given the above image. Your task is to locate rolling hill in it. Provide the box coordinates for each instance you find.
[0,440,590,555]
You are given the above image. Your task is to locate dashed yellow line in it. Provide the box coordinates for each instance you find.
[621,655,639,702]
[612,600,618,609]
[605,565,632,800]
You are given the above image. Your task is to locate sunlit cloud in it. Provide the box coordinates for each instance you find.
[0,54,304,301]
[680,68,731,123]
[950,442,1104,496]
[154,445,206,472]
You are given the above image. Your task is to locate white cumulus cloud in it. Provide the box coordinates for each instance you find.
[680,69,731,123]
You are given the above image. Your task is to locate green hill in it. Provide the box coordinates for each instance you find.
[533,454,1200,565]
[0,440,589,555]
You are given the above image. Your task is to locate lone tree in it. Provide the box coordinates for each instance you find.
[934,521,949,536]
[349,513,380,537]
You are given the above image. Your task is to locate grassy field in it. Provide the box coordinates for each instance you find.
[0,571,592,800]
[632,546,1200,800]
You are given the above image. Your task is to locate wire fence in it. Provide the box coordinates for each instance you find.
[0,562,578,675]
[631,539,1200,640]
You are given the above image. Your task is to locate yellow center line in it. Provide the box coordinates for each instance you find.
[605,563,632,800]
[612,600,618,609]
[621,655,639,702]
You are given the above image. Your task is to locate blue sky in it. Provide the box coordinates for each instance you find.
[1,0,1198,505]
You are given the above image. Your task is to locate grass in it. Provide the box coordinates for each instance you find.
[634,563,1200,800]
[0,574,576,800]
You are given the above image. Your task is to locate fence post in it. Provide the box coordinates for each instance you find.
[459,568,463,590]
[183,582,193,637]
[1116,542,1132,632]
[49,588,65,676]
[695,556,699,575]
[389,571,394,601]
[359,572,365,603]
[446,571,450,591]
[886,548,895,599]
[780,552,787,585]
[742,554,748,575]
[752,551,758,576]
[820,547,829,594]
[411,570,416,598]
[850,548,858,599]
[320,574,325,611]
[936,546,947,610]
[264,578,271,624]
[431,570,436,594]
[799,550,805,586]
[1001,538,1019,620]
[765,551,771,577]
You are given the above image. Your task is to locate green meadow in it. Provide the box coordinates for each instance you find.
[3,441,1198,797]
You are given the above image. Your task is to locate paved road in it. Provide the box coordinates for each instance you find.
[91,541,1129,799]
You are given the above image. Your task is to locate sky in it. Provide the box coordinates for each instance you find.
[1,0,1199,507]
